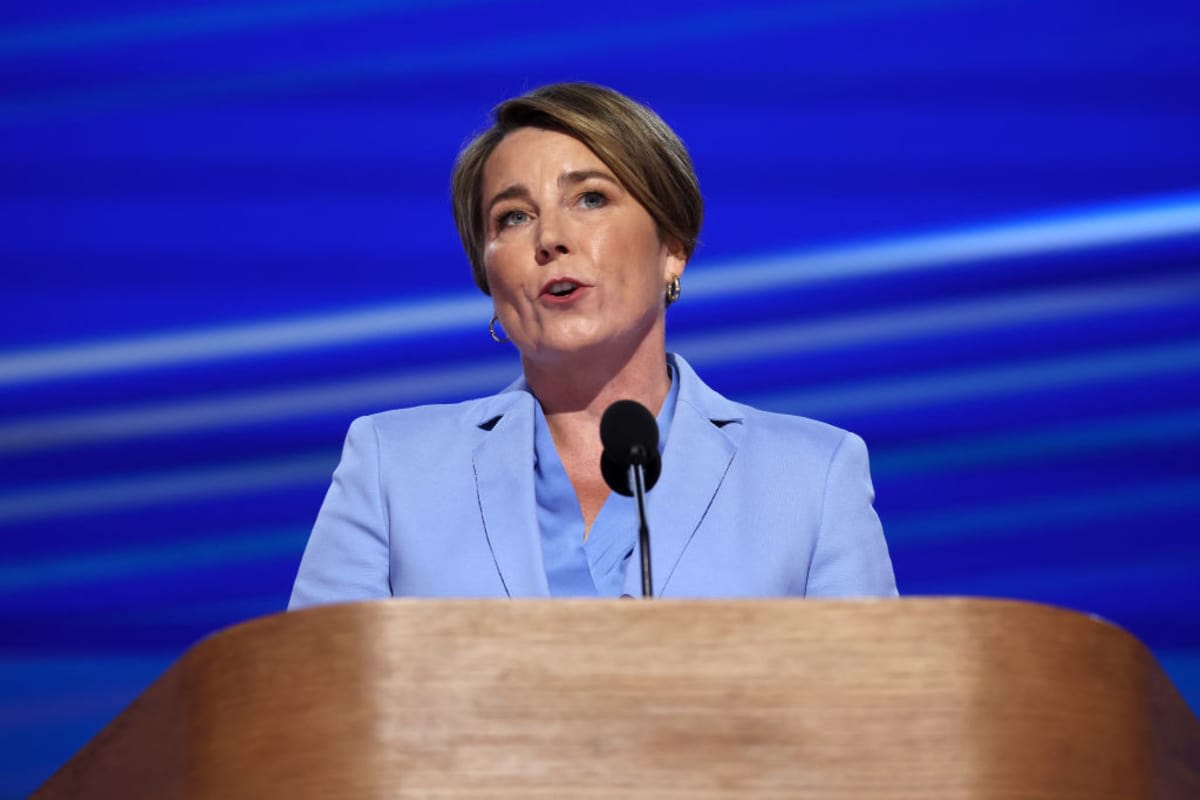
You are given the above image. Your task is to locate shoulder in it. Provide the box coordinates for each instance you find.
[348,385,531,444]
[738,402,855,451]
[723,401,868,490]
[671,352,856,460]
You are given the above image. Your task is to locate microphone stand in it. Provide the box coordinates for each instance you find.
[628,446,653,598]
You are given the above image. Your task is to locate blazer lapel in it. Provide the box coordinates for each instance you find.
[624,355,745,596]
[471,389,550,597]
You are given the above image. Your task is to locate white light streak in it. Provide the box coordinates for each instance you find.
[2,192,1197,387]
[1,275,1198,454]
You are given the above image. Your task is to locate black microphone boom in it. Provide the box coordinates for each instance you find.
[599,399,661,598]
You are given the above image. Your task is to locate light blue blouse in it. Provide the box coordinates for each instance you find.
[532,365,681,596]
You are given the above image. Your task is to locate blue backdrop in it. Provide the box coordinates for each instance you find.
[2,1,1199,795]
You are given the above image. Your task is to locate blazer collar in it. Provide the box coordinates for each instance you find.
[623,354,744,596]
[470,354,744,598]
[470,386,550,597]
[666,353,746,433]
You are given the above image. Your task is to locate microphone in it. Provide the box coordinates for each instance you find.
[599,400,662,496]
[599,400,660,598]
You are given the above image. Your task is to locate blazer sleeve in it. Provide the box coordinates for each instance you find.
[804,430,898,597]
[289,416,392,609]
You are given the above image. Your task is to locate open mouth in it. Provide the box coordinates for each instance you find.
[543,280,582,298]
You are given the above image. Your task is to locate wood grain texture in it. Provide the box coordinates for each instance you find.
[33,598,1200,799]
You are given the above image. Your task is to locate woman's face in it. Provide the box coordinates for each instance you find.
[480,127,685,366]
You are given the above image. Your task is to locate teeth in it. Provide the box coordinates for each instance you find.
[547,281,577,296]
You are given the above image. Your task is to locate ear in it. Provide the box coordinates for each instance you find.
[662,238,688,281]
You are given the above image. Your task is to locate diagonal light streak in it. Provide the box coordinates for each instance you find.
[0,0,492,58]
[746,339,1200,419]
[2,344,1200,523]
[0,454,335,524]
[1,276,1197,454]
[679,272,1200,363]
[0,527,304,593]
[1,0,967,119]
[2,191,1198,388]
[0,293,491,385]
[0,359,517,453]
[685,192,1200,300]
[871,409,1200,477]
[885,478,1200,545]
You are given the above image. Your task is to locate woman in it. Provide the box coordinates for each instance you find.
[289,83,896,605]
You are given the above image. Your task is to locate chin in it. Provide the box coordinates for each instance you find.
[537,338,603,359]
[539,323,608,350]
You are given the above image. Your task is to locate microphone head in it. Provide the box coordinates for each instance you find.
[601,449,661,497]
[599,400,662,496]
[600,399,658,458]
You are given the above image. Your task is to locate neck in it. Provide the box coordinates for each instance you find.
[522,328,671,449]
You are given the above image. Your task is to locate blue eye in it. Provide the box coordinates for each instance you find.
[579,191,607,209]
[498,209,530,227]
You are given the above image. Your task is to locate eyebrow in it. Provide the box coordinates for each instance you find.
[485,185,531,216]
[485,169,620,215]
[560,169,618,187]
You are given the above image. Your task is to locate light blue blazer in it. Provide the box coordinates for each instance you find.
[289,354,896,607]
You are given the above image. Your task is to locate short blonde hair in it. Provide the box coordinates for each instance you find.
[451,83,703,295]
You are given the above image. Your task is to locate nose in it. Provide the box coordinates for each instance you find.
[535,209,571,266]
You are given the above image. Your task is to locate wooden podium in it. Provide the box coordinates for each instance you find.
[34,599,1200,798]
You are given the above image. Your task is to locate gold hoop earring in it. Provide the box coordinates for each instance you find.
[665,273,681,307]
[489,314,510,344]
